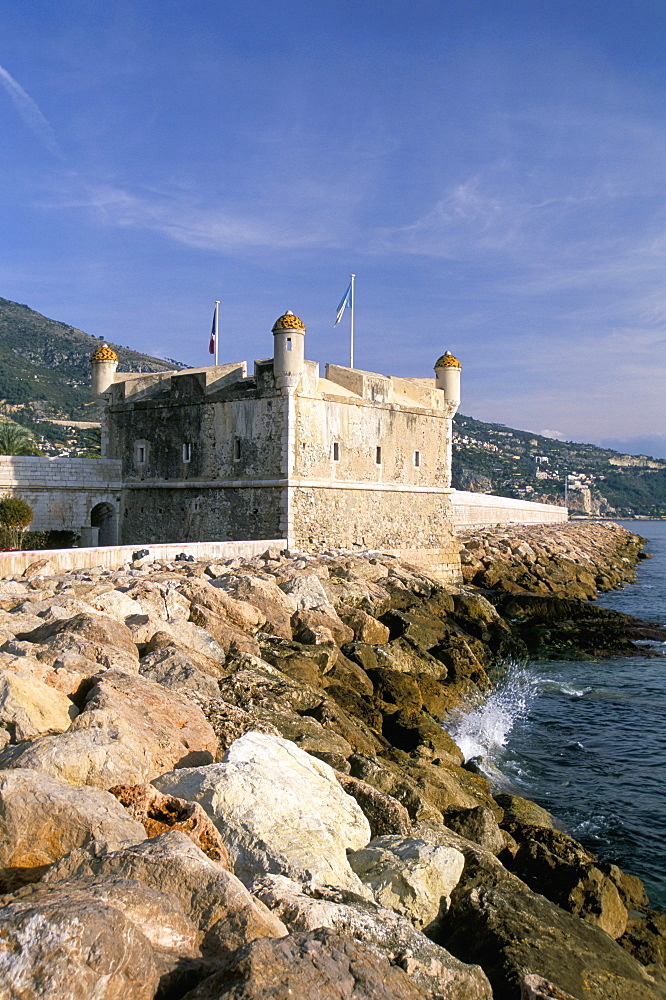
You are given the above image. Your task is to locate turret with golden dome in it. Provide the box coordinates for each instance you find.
[272,310,306,393]
[91,343,119,399]
[434,350,461,370]
[434,350,461,414]
[272,311,306,333]
[91,343,119,363]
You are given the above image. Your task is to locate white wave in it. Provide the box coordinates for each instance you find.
[442,667,538,763]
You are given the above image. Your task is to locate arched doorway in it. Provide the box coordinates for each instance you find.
[91,502,117,546]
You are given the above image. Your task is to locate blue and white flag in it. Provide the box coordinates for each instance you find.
[334,282,352,326]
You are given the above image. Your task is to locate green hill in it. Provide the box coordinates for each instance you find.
[0,297,184,420]
[453,413,666,517]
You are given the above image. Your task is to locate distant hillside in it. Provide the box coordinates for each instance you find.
[453,413,666,518]
[0,297,184,420]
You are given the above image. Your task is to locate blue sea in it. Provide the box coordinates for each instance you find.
[443,520,666,910]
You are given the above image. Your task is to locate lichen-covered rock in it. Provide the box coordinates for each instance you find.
[15,612,140,672]
[109,783,231,866]
[154,732,371,894]
[348,835,465,928]
[279,573,331,610]
[180,927,431,1000]
[250,875,493,1000]
[138,646,222,700]
[44,831,287,959]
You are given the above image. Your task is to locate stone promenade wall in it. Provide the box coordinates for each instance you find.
[450,489,567,526]
[0,538,287,579]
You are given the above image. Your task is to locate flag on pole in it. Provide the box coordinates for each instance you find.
[209,303,218,355]
[334,282,352,326]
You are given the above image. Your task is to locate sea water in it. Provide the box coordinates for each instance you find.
[443,520,666,910]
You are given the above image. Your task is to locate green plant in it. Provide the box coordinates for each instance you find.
[0,421,40,456]
[0,494,33,548]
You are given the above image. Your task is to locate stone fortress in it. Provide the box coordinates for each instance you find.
[0,310,566,579]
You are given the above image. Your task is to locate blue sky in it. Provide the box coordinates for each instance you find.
[1,0,665,457]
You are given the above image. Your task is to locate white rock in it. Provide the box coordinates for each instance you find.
[347,835,465,928]
[279,574,330,610]
[0,727,151,789]
[154,732,371,894]
[0,669,77,741]
[88,589,145,621]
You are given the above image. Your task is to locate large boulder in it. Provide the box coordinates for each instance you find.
[0,768,144,889]
[279,573,331,610]
[0,726,151,788]
[0,874,199,999]
[504,823,629,938]
[15,612,140,673]
[251,875,493,1000]
[216,575,296,640]
[44,831,288,961]
[153,732,371,893]
[180,927,430,1000]
[442,883,664,1000]
[138,646,222,701]
[0,668,77,741]
[348,835,465,928]
[70,668,217,778]
[178,579,265,634]
[335,771,412,838]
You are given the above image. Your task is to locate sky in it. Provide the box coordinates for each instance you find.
[1,0,665,457]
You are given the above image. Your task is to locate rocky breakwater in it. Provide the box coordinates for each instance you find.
[0,536,662,1000]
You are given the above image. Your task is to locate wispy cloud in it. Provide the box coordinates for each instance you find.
[69,182,349,252]
[0,63,64,160]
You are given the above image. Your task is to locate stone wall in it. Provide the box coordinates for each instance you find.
[291,485,462,583]
[449,490,567,526]
[0,456,122,539]
[293,393,450,486]
[119,484,286,545]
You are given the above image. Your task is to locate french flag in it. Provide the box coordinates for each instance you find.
[209,302,219,355]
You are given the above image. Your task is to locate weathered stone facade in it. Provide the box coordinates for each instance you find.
[96,320,465,581]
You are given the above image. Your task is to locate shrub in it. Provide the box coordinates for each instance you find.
[0,495,33,548]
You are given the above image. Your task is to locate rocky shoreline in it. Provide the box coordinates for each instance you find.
[0,522,664,999]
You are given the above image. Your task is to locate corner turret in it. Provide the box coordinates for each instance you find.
[434,351,461,414]
[272,311,305,392]
[91,344,119,399]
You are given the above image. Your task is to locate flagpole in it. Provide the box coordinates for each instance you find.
[349,274,355,369]
[214,300,220,366]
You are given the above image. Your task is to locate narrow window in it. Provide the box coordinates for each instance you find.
[137,446,146,464]
[182,442,192,463]
[376,446,382,465]
[332,441,340,462]
[234,438,241,461]
[414,450,421,468]
[286,337,292,352]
